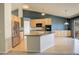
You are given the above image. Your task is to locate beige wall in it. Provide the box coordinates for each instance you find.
[4,4,11,39]
[0,3,12,53]
[4,4,12,53]
[0,3,5,53]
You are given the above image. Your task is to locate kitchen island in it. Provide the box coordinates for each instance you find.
[25,31,55,52]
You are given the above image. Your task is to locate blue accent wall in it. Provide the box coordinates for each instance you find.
[23,10,65,30]
[51,16,65,30]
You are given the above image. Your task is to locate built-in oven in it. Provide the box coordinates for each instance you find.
[36,23,42,27]
[45,25,51,31]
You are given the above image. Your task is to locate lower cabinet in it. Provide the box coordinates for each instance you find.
[54,30,71,37]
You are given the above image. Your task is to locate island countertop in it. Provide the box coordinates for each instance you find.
[24,31,54,36]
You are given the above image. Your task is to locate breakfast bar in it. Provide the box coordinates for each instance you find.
[25,31,55,52]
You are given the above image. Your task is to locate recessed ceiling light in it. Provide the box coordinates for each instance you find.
[22,5,29,9]
[41,13,45,16]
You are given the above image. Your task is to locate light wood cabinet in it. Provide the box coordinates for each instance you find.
[45,18,52,25]
[67,31,71,36]
[54,30,71,37]
[30,18,52,27]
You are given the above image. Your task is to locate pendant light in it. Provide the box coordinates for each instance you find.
[64,20,69,25]
[64,10,69,25]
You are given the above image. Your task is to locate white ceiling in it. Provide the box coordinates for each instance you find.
[12,3,79,18]
[11,3,22,10]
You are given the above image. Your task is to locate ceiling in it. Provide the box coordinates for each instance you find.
[11,3,79,18]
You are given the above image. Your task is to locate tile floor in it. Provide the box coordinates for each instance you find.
[44,37,74,54]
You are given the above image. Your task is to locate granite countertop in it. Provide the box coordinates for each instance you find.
[24,31,54,36]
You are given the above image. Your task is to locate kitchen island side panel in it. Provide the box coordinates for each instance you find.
[26,32,55,52]
[27,36,40,52]
[40,33,55,52]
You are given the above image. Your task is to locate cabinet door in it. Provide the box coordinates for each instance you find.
[67,31,71,36]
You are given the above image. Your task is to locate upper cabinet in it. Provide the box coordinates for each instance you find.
[30,18,52,28]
